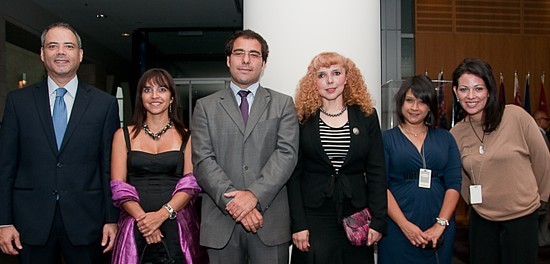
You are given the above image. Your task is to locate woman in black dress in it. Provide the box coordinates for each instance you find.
[110,68,207,263]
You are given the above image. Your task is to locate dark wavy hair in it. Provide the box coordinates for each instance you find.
[224,29,269,62]
[131,68,187,139]
[452,58,503,132]
[395,75,438,127]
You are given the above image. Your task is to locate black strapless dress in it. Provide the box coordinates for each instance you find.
[123,127,186,263]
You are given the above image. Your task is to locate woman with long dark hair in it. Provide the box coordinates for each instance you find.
[110,68,207,263]
[450,58,550,264]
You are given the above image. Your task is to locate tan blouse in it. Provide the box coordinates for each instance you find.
[451,105,550,221]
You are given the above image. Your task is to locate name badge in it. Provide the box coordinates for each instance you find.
[418,169,432,189]
[469,185,483,204]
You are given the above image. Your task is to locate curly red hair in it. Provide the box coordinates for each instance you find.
[295,52,375,124]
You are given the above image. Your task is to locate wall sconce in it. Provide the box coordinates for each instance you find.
[18,73,26,88]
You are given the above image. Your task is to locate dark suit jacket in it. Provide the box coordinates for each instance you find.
[0,80,119,246]
[192,86,299,248]
[287,105,387,234]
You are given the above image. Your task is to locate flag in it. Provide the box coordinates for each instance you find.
[437,70,448,129]
[514,71,522,106]
[540,73,548,114]
[499,72,506,104]
[524,73,531,113]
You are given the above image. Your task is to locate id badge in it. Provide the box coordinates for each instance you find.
[469,185,482,204]
[418,169,431,189]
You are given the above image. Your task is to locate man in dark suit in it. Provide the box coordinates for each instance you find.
[192,30,299,263]
[0,22,119,263]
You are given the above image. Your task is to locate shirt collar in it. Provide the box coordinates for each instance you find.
[48,76,78,98]
[230,81,259,97]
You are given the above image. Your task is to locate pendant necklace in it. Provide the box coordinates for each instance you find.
[320,105,347,117]
[468,117,486,154]
[143,120,173,140]
[400,125,426,137]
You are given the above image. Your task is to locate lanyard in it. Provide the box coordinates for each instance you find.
[419,145,427,169]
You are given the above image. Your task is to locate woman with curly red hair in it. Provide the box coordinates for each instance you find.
[287,52,387,264]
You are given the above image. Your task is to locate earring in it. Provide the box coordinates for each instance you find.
[457,98,460,102]
[169,103,172,114]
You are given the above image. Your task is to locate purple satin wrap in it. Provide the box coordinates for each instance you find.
[110,173,208,264]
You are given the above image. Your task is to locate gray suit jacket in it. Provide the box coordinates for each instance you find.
[192,86,299,248]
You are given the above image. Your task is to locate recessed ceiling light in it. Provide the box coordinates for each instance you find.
[121,32,130,37]
[96,14,107,18]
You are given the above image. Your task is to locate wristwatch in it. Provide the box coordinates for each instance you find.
[436,217,449,226]
[163,203,177,220]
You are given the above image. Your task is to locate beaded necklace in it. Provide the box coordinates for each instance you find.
[320,105,347,117]
[143,120,173,140]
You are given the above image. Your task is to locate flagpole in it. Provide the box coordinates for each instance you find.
[514,71,522,106]
[499,72,506,105]
[524,72,531,114]
[541,72,548,114]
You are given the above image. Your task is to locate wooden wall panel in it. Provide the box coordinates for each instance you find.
[524,1,550,34]
[415,0,550,114]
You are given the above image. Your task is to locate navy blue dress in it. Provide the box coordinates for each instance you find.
[378,127,461,264]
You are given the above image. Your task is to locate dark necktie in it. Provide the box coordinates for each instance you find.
[238,90,251,124]
[53,88,68,150]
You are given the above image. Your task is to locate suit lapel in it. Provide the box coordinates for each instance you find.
[33,81,58,154]
[59,83,91,152]
[219,88,246,134]
[340,106,360,168]
[243,86,270,140]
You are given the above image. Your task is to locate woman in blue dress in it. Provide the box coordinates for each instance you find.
[378,75,461,264]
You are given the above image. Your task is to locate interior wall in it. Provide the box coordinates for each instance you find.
[1,42,45,118]
[415,0,550,114]
[6,43,45,89]
[245,1,382,112]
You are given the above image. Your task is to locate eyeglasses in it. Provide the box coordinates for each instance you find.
[231,50,262,59]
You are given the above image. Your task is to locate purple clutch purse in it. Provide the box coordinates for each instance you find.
[342,208,372,246]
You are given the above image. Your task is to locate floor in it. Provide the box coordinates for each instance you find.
[2,226,549,263]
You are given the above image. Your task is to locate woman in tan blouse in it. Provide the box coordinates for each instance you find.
[450,58,550,264]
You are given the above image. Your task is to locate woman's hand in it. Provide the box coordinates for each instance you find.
[136,209,169,236]
[400,221,428,247]
[423,223,445,248]
[367,228,382,246]
[292,230,310,252]
[144,229,164,244]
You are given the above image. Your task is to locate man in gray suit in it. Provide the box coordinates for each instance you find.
[191,29,299,263]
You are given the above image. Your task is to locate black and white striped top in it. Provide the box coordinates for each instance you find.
[319,119,350,172]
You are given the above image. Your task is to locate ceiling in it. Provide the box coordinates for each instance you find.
[26,0,243,62]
